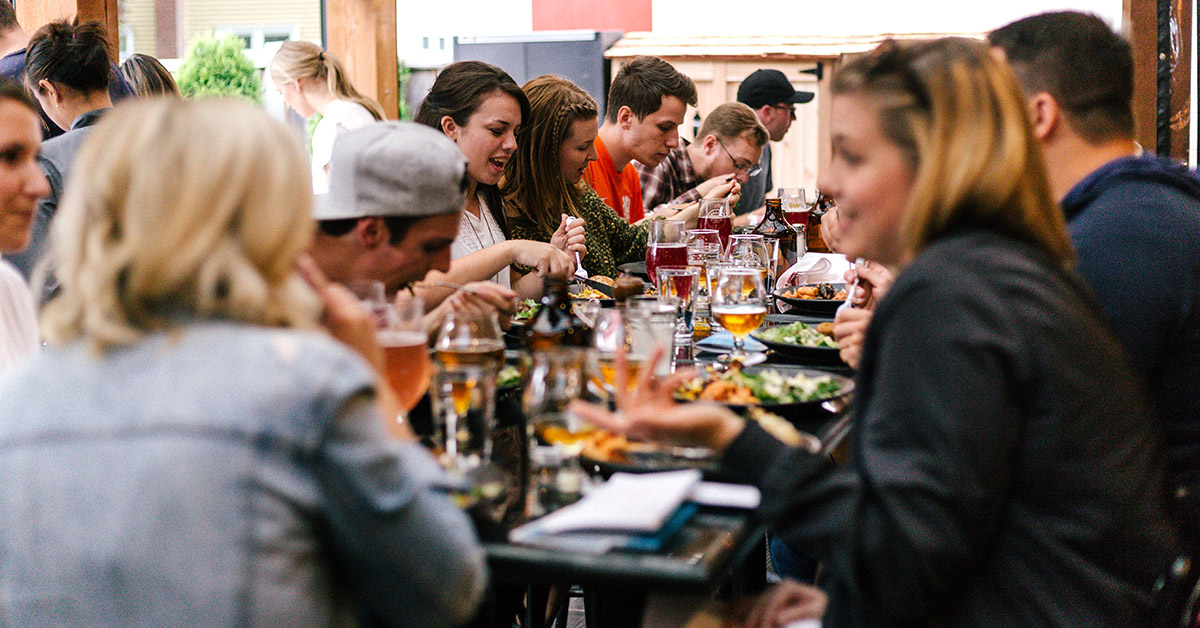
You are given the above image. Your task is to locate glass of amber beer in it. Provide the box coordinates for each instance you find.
[710,266,767,362]
[379,294,429,414]
[432,311,504,471]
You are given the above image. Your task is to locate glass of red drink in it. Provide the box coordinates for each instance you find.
[645,220,687,288]
[697,198,733,253]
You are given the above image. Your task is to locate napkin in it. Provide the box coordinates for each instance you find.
[694,332,767,354]
[777,254,848,289]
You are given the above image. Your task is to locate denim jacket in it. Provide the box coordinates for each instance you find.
[0,321,486,627]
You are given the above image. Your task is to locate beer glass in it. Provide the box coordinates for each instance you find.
[379,294,429,414]
[710,267,767,362]
[523,349,591,515]
[432,311,504,472]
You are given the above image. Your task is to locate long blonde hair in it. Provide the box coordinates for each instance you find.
[269,41,385,121]
[41,98,320,352]
[833,37,1073,265]
[501,75,599,235]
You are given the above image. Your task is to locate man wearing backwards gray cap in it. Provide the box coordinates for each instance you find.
[310,121,515,324]
[735,69,814,223]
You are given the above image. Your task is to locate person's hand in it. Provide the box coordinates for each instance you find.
[425,282,517,333]
[844,259,893,310]
[832,306,872,369]
[568,347,746,452]
[551,214,588,258]
[821,206,844,253]
[508,240,575,279]
[296,254,382,371]
[702,177,740,201]
[742,580,828,628]
[694,174,736,198]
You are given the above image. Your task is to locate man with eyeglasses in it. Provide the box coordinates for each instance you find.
[636,101,767,214]
[735,69,814,221]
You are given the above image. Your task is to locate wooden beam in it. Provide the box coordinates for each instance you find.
[16,0,119,62]
[325,0,398,119]
[1127,0,1158,152]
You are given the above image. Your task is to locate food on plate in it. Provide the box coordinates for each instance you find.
[589,275,615,286]
[570,285,609,300]
[756,321,838,348]
[677,367,844,405]
[816,321,835,336]
[580,430,633,462]
[513,298,539,322]
[780,283,847,301]
[498,365,521,388]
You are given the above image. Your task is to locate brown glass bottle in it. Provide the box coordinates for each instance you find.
[523,276,593,351]
[752,198,800,268]
[807,192,835,253]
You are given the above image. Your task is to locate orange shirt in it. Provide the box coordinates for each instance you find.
[583,135,645,223]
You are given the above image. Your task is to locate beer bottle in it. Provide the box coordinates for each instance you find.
[751,198,800,269]
[524,275,593,351]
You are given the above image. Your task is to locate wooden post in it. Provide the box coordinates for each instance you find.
[1126,0,1194,160]
[16,0,119,62]
[325,0,398,119]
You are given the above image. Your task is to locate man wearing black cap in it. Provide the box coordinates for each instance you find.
[735,69,814,219]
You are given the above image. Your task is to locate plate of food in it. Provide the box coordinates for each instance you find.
[675,364,852,427]
[752,320,844,366]
[568,280,615,306]
[773,282,848,316]
[578,429,722,479]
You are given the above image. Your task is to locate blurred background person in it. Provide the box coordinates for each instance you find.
[269,40,384,195]
[989,11,1200,529]
[735,69,814,223]
[119,52,179,98]
[575,37,1177,626]
[0,79,48,372]
[636,101,758,214]
[0,98,486,627]
[0,0,132,140]
[415,60,583,304]
[584,55,697,224]
[3,18,112,281]
[503,75,649,279]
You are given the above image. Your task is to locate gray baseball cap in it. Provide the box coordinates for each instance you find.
[317,121,469,221]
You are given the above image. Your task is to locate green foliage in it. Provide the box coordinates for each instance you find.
[397,60,411,120]
[176,34,262,103]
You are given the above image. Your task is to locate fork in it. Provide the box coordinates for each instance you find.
[837,258,867,313]
[563,213,589,282]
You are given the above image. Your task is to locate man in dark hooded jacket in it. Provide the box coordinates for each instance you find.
[991,12,1200,506]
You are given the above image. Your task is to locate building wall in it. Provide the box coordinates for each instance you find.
[121,0,322,60]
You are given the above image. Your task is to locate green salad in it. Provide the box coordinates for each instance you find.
[498,365,522,388]
[513,299,539,322]
[755,321,837,349]
[678,368,844,405]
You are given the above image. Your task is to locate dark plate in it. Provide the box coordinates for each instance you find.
[773,282,847,316]
[568,283,615,307]
[678,364,853,430]
[752,319,844,366]
[617,261,649,280]
[580,447,724,480]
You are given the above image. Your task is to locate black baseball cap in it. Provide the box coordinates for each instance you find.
[737,69,815,109]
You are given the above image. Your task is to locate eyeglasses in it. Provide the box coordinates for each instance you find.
[715,137,762,177]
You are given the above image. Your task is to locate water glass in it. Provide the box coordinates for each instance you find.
[523,349,591,516]
[656,266,699,350]
[432,311,504,472]
[628,296,676,375]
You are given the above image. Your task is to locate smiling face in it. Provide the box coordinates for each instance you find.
[623,95,687,167]
[558,115,599,183]
[0,100,49,253]
[817,93,914,266]
[444,90,522,186]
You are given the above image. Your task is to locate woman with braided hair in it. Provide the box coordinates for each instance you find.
[269,41,384,195]
[502,75,647,279]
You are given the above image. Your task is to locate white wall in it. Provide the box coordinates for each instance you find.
[650,0,1124,36]
[398,0,533,67]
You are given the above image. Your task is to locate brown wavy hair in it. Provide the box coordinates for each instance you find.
[501,75,599,235]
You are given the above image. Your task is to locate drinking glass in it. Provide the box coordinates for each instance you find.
[348,279,388,327]
[726,233,773,289]
[696,198,733,253]
[645,220,687,289]
[432,310,505,472]
[710,267,768,362]
[379,294,430,414]
[628,296,676,376]
[590,309,647,398]
[686,229,721,293]
[656,266,699,351]
[523,349,591,516]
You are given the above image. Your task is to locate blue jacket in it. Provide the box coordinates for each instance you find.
[1061,155,1200,489]
[0,322,486,627]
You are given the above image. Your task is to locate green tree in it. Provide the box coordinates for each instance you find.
[176,34,262,102]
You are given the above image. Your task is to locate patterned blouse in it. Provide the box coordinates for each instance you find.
[508,186,648,279]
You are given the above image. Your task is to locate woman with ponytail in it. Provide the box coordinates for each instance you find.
[269,41,385,194]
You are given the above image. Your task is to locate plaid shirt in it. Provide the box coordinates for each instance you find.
[635,138,703,213]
